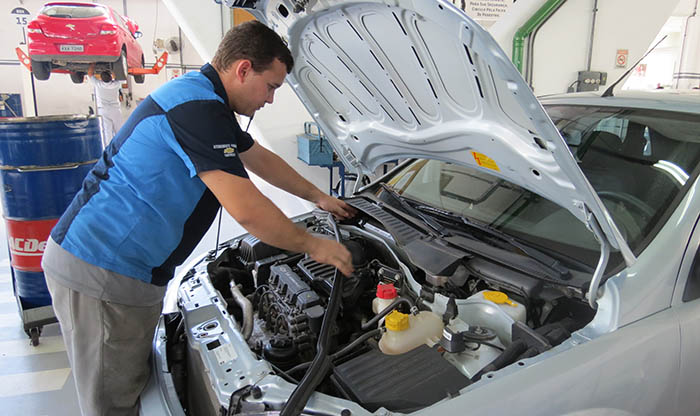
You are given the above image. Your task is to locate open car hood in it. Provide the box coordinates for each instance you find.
[234,0,634,264]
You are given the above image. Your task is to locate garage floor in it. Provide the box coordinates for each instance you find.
[0,227,80,415]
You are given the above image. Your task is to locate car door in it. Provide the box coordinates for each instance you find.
[671,212,700,416]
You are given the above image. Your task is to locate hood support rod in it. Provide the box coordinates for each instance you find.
[587,214,610,309]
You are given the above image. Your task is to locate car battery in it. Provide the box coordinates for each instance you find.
[297,121,333,166]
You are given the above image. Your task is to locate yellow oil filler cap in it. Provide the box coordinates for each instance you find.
[483,291,516,307]
[385,310,409,331]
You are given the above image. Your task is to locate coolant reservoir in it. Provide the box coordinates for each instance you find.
[372,283,397,314]
[470,290,526,323]
[379,310,443,355]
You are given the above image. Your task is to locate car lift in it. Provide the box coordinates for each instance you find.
[15,47,168,110]
[15,47,169,79]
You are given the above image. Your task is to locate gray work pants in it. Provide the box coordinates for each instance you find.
[46,274,162,416]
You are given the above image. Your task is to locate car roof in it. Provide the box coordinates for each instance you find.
[539,90,700,114]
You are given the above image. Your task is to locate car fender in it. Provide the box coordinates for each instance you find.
[418,307,682,415]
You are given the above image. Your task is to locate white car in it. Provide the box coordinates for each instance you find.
[141,1,700,415]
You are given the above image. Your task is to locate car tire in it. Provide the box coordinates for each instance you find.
[100,71,113,82]
[30,60,51,81]
[70,71,86,84]
[134,55,145,84]
[112,49,128,81]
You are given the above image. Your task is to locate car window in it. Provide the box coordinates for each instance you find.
[386,160,602,269]
[547,105,700,255]
[684,244,700,302]
[113,12,131,35]
[41,5,106,18]
[381,105,700,271]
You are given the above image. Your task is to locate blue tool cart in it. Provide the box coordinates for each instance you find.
[297,121,334,166]
[297,122,347,196]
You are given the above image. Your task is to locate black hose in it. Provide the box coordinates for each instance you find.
[287,328,383,375]
[475,341,505,352]
[268,362,299,384]
[360,297,414,331]
[280,215,345,416]
[471,340,527,382]
[332,328,382,360]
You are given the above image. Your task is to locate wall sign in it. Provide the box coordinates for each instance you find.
[465,0,511,20]
[616,49,629,68]
[11,7,31,45]
[451,0,515,28]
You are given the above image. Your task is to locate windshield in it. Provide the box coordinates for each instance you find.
[42,5,106,18]
[381,105,700,270]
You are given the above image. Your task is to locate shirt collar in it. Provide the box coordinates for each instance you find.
[200,63,230,108]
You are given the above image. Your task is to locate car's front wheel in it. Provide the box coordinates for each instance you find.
[134,55,145,84]
[69,71,85,84]
[112,49,128,81]
[30,60,51,81]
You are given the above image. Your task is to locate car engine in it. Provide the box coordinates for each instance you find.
[163,203,596,415]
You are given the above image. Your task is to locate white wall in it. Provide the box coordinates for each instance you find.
[484,0,550,58]
[161,0,233,63]
[529,0,680,95]
[246,85,339,195]
[623,18,684,90]
[0,0,207,117]
[488,0,682,95]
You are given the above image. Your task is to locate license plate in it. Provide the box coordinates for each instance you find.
[59,44,84,52]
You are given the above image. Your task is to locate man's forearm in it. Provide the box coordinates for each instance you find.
[198,169,354,275]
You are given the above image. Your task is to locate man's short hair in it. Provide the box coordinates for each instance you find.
[212,20,294,74]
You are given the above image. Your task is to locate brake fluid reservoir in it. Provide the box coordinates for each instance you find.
[379,310,443,355]
[471,290,526,323]
[372,283,397,314]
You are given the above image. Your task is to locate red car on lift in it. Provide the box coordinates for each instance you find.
[27,2,145,84]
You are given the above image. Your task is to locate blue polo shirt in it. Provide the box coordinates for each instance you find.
[51,64,254,286]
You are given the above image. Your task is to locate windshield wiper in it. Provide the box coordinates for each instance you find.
[378,183,448,237]
[413,204,571,279]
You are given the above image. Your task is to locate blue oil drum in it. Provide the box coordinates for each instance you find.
[0,115,102,309]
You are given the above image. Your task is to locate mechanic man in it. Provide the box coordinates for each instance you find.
[89,74,123,146]
[42,21,355,416]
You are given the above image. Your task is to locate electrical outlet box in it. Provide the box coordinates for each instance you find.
[575,71,608,92]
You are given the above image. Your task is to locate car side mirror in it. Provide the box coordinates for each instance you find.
[134,31,143,39]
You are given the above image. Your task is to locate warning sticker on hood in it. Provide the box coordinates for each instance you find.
[472,151,500,171]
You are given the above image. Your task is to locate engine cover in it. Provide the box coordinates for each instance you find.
[332,345,471,413]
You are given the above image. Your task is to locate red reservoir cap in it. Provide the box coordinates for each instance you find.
[376,283,397,299]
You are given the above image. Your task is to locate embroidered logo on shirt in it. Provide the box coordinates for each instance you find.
[213,144,238,158]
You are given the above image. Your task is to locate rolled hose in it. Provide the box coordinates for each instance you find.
[229,281,253,340]
[280,214,345,416]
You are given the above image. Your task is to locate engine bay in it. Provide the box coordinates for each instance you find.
[163,202,596,415]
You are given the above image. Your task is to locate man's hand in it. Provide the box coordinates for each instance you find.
[314,193,357,220]
[305,236,354,276]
